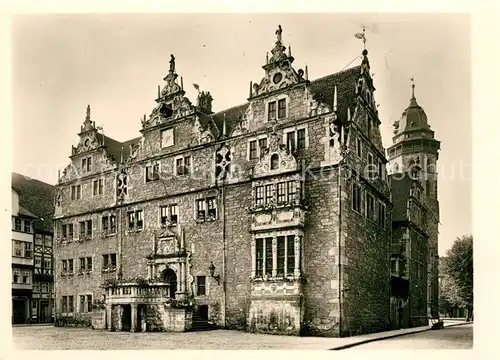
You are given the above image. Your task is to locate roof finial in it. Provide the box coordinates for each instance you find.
[86,105,91,120]
[305,64,309,81]
[354,25,367,50]
[288,44,292,57]
[410,77,416,99]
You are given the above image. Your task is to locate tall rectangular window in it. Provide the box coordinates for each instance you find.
[207,198,216,218]
[86,257,92,271]
[356,137,362,158]
[79,295,85,313]
[87,295,92,313]
[170,204,178,225]
[297,129,306,150]
[79,221,86,237]
[71,186,76,200]
[352,183,362,213]
[68,259,74,273]
[276,182,286,203]
[255,186,264,206]
[378,202,386,228]
[160,206,169,225]
[265,184,273,205]
[80,257,86,271]
[256,239,263,277]
[24,220,31,233]
[286,132,295,152]
[287,181,296,203]
[268,101,276,120]
[82,158,87,172]
[15,218,22,231]
[196,199,205,219]
[86,220,92,236]
[265,238,273,276]
[102,216,109,232]
[76,185,81,200]
[68,224,74,238]
[277,236,286,276]
[62,260,67,272]
[68,296,74,313]
[136,210,144,230]
[13,241,22,257]
[286,235,295,276]
[86,158,92,172]
[128,212,135,229]
[109,215,116,233]
[259,138,267,158]
[196,276,206,296]
[24,242,32,258]
[249,140,258,160]
[62,296,68,313]
[61,224,67,238]
[366,192,375,220]
[93,180,99,196]
[278,99,286,119]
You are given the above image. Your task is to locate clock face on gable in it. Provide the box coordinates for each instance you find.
[84,139,90,148]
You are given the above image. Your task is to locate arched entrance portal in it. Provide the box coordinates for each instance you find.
[161,268,177,298]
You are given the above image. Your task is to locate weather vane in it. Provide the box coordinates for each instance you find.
[354,25,367,50]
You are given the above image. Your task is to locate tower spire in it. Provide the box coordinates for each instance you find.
[410,77,416,100]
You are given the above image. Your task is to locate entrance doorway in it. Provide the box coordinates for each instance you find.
[161,268,177,298]
[12,299,26,324]
[121,304,131,331]
[198,305,209,321]
[40,301,50,323]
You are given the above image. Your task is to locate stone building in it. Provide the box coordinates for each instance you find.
[387,83,441,324]
[12,173,55,324]
[54,26,393,337]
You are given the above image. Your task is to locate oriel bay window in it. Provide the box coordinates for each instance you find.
[253,234,300,279]
[254,180,301,207]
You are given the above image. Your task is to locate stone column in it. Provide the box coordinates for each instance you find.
[147,265,151,279]
[180,263,185,292]
[251,236,256,278]
[294,235,301,277]
[106,304,112,331]
[130,304,137,332]
[176,266,181,296]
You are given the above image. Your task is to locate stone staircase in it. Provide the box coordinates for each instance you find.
[191,311,217,331]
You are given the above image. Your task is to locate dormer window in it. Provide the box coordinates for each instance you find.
[267,98,287,121]
[82,157,91,173]
[268,102,276,120]
[270,154,279,170]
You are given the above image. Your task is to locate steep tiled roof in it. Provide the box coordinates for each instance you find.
[12,172,55,233]
[309,65,361,122]
[389,173,413,222]
[212,103,249,136]
[96,133,142,163]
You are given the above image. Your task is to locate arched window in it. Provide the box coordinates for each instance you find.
[271,154,279,170]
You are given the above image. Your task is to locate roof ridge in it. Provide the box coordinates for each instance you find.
[12,172,56,188]
[311,64,361,83]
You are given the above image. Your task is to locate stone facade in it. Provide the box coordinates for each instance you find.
[54,26,394,337]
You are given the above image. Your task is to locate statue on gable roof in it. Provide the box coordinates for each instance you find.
[275,25,283,43]
[169,54,175,73]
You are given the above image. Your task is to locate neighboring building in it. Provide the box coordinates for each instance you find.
[388,170,429,329]
[387,83,441,321]
[12,186,36,324]
[12,173,56,324]
[54,26,392,337]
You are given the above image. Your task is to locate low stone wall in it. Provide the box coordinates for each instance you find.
[248,297,301,335]
[161,307,193,332]
[91,309,106,329]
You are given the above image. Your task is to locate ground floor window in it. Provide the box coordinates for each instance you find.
[253,233,301,279]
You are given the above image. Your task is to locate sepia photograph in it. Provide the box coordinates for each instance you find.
[6,10,476,352]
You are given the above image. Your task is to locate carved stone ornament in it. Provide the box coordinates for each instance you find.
[75,133,100,154]
[253,132,298,178]
[215,143,232,182]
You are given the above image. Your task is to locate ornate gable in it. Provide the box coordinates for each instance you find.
[142,55,196,130]
[253,128,298,178]
[250,25,306,98]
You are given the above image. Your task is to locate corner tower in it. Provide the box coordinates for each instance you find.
[387,81,441,318]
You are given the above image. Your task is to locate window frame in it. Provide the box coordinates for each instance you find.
[196,276,206,296]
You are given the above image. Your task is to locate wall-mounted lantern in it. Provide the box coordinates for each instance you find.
[208,261,220,285]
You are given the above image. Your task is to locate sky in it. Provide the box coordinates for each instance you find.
[11,13,471,256]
